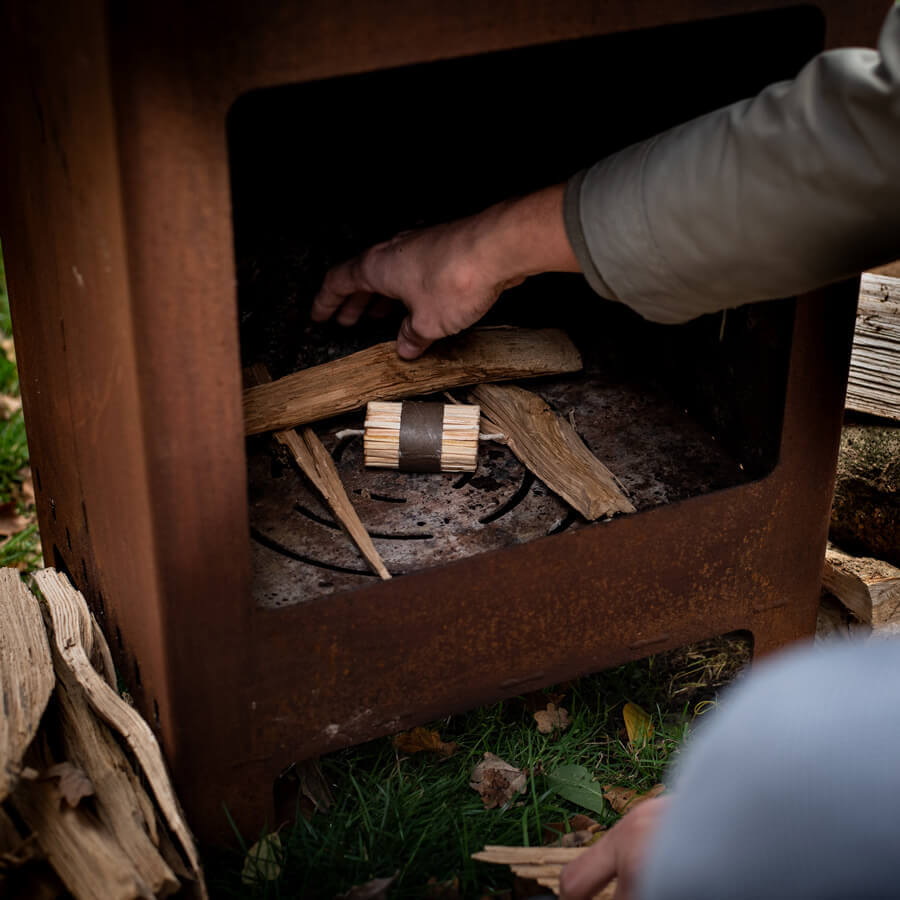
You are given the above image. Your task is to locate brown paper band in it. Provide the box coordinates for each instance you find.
[399,402,444,472]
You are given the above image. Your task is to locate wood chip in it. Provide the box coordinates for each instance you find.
[242,327,582,435]
[823,544,900,636]
[245,364,390,580]
[471,383,635,520]
[0,568,54,803]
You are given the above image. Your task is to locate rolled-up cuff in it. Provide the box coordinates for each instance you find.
[563,169,616,301]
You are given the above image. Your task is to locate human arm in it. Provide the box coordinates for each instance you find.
[313,6,900,351]
[310,184,579,359]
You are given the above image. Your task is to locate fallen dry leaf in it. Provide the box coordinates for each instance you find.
[0,501,29,536]
[469,752,527,809]
[623,702,654,749]
[43,762,95,808]
[425,875,460,898]
[0,394,21,420]
[242,832,283,885]
[0,337,15,364]
[336,872,397,899]
[602,783,666,815]
[543,814,604,845]
[533,702,571,734]
[393,726,457,758]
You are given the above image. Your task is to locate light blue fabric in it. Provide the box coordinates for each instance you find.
[637,639,900,899]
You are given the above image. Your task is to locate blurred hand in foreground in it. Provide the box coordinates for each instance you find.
[310,184,580,360]
[559,796,670,900]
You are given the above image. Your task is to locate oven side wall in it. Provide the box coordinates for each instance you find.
[0,3,178,744]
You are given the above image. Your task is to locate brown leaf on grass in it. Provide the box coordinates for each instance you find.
[623,702,654,748]
[0,501,29,536]
[602,783,666,815]
[393,726,457,758]
[0,337,15,365]
[543,814,604,846]
[0,394,21,420]
[335,872,397,899]
[42,762,95,808]
[425,875,460,898]
[469,752,527,809]
[533,702,571,734]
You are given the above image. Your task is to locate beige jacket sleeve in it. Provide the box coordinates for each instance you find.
[564,5,900,323]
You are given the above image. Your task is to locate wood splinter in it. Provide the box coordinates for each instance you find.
[245,364,390,581]
[471,383,635,521]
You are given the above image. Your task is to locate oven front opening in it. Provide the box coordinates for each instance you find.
[228,6,823,607]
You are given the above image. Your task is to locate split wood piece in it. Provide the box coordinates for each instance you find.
[823,543,900,636]
[846,273,900,421]
[245,364,390,580]
[243,327,582,435]
[48,630,180,895]
[0,568,54,803]
[471,383,635,520]
[473,845,616,899]
[12,774,153,900]
[32,569,208,899]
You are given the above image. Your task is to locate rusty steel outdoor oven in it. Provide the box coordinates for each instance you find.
[0,0,887,842]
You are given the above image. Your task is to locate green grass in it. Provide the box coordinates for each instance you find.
[207,636,748,899]
[0,240,41,571]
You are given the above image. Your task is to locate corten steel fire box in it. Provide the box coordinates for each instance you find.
[0,0,887,842]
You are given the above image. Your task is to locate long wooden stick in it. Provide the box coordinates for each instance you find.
[246,365,390,580]
[471,383,635,520]
[243,327,582,435]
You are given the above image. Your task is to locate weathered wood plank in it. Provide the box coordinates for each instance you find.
[32,569,207,899]
[846,273,900,421]
[0,568,54,803]
[243,328,582,435]
[246,365,390,580]
[471,384,635,520]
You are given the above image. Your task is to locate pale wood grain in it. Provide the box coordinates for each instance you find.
[0,568,54,803]
[246,365,390,580]
[823,543,900,631]
[32,569,208,899]
[243,327,582,435]
[471,384,635,520]
[846,273,900,421]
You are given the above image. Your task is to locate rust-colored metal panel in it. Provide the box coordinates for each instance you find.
[0,0,885,844]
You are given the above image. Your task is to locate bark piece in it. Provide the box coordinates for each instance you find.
[32,569,207,899]
[823,544,900,635]
[49,641,179,895]
[471,383,634,520]
[846,274,900,420]
[0,568,54,803]
[12,773,152,900]
[246,364,390,580]
[243,327,582,435]
[830,423,900,566]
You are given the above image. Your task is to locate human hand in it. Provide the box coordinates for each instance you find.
[558,797,670,900]
[310,184,580,360]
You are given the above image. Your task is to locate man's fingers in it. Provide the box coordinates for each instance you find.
[558,835,619,900]
[310,256,371,322]
[396,315,433,360]
[335,291,373,326]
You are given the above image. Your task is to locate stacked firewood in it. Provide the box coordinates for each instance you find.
[819,268,900,641]
[0,568,207,899]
